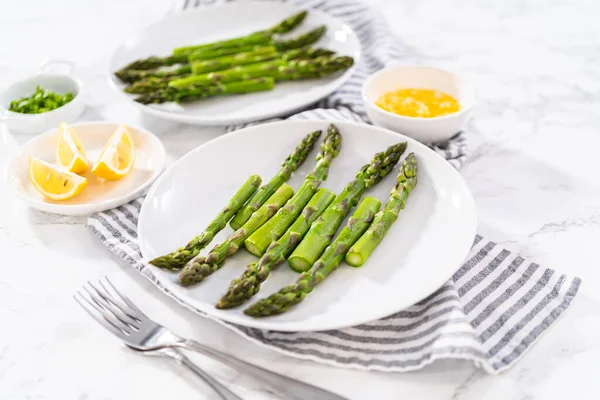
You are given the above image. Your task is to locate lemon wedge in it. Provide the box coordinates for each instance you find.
[92,124,136,180]
[29,157,88,201]
[56,122,89,173]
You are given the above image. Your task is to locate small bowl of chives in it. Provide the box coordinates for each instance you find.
[0,60,85,134]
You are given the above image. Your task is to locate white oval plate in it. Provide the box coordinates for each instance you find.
[108,3,360,126]
[138,121,477,332]
[7,122,166,216]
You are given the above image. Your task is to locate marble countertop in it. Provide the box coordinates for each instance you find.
[2,0,600,399]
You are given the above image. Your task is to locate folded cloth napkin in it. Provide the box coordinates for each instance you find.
[89,0,581,373]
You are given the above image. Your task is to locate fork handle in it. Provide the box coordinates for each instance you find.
[164,347,243,400]
[184,340,347,400]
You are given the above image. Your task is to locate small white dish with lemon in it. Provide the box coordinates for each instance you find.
[7,122,165,216]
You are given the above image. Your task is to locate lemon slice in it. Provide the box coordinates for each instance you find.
[29,157,88,201]
[56,122,89,173]
[92,124,136,180]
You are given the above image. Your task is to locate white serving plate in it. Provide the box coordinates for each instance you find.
[108,2,359,125]
[138,120,477,332]
[6,122,166,216]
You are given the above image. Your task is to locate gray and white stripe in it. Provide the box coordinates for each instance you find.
[88,0,580,373]
[172,0,468,169]
[87,202,580,373]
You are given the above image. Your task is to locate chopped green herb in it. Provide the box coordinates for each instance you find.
[9,86,75,114]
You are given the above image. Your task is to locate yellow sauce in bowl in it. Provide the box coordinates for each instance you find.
[376,88,461,118]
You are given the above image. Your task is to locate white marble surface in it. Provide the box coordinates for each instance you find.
[1,0,600,399]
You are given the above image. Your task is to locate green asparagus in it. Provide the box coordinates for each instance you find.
[173,31,274,57]
[168,55,351,90]
[115,54,189,81]
[287,142,407,273]
[116,23,324,82]
[179,184,295,286]
[244,124,342,257]
[117,65,192,85]
[172,10,307,56]
[216,188,336,309]
[244,196,381,317]
[268,10,308,34]
[229,130,322,230]
[122,48,338,93]
[134,77,275,105]
[275,26,326,52]
[191,48,279,75]
[346,153,418,267]
[148,175,262,271]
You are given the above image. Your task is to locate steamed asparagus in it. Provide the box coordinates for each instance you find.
[115,13,315,80]
[244,124,342,257]
[287,142,407,273]
[191,47,279,74]
[134,77,275,105]
[178,184,295,286]
[124,50,341,94]
[148,175,262,271]
[215,142,406,308]
[229,130,322,230]
[346,153,418,267]
[173,11,308,56]
[244,196,381,317]
[216,188,336,309]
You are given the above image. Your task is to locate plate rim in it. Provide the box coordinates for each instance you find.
[107,2,360,125]
[6,121,166,217]
[138,120,478,332]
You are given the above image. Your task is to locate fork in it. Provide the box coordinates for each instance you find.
[75,277,346,400]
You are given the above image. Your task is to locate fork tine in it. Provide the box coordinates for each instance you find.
[87,281,140,327]
[74,292,130,337]
[97,279,143,323]
[103,277,150,319]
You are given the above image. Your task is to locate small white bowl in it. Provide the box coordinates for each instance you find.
[363,65,475,143]
[6,121,166,216]
[0,60,85,134]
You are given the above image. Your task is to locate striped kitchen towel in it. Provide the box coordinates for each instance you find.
[88,0,581,373]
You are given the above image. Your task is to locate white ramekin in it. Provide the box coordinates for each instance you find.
[363,65,475,143]
[0,60,85,134]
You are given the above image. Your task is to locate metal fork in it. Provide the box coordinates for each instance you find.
[75,277,346,400]
[75,280,241,400]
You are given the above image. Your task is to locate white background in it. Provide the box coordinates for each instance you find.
[1,0,599,399]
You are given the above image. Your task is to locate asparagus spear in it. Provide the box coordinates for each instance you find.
[275,26,326,52]
[172,11,307,56]
[216,188,335,309]
[134,77,275,105]
[346,153,418,267]
[191,48,279,75]
[244,124,342,257]
[116,23,324,82]
[179,184,295,286]
[229,130,322,230]
[188,45,276,63]
[148,175,262,271]
[122,48,337,92]
[287,142,407,273]
[118,65,192,85]
[268,10,309,34]
[244,197,382,317]
[115,55,189,81]
[173,32,274,56]
[169,55,350,90]
[216,143,406,308]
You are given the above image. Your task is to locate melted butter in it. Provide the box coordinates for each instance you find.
[376,88,461,118]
